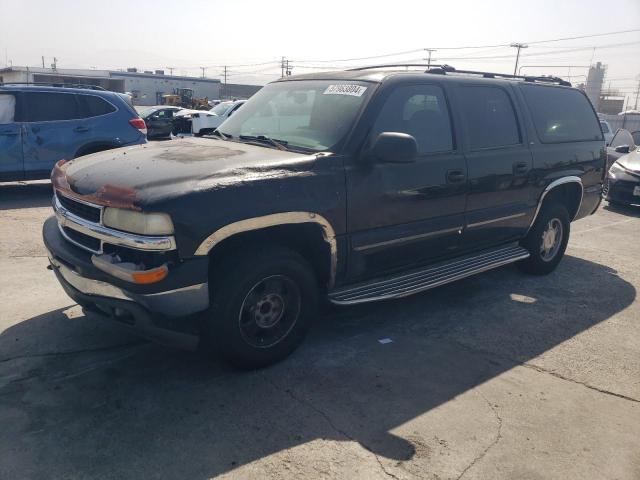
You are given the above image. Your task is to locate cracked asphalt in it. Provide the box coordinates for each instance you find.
[1,180,639,480]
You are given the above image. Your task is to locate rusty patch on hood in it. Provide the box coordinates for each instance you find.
[51,159,141,211]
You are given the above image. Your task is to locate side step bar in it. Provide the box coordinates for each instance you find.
[329,243,530,305]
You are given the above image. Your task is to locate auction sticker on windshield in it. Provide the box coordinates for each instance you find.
[323,85,367,97]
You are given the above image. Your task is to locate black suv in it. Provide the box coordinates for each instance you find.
[43,65,605,368]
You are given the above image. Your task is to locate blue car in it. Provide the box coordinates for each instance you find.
[0,84,147,181]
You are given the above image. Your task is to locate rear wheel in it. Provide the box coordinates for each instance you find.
[203,246,318,369]
[518,202,570,275]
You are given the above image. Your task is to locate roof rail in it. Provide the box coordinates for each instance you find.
[348,63,436,71]
[347,63,571,86]
[424,65,572,86]
[0,82,107,91]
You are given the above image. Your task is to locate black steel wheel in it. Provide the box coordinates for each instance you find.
[518,202,570,275]
[203,246,318,369]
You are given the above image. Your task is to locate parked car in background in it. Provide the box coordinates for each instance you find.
[600,120,613,145]
[139,106,182,139]
[604,147,640,206]
[191,100,246,136]
[43,66,604,368]
[606,128,636,170]
[0,84,147,181]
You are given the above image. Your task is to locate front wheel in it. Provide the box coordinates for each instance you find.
[518,202,570,275]
[202,246,318,369]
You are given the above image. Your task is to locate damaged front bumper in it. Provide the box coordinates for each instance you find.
[43,216,209,350]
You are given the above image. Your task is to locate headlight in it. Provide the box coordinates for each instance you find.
[103,208,174,235]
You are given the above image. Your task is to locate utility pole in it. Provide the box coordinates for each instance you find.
[281,56,286,78]
[200,67,206,78]
[424,49,436,68]
[52,57,58,70]
[42,56,45,68]
[634,77,640,110]
[166,66,174,75]
[221,66,228,99]
[510,43,528,76]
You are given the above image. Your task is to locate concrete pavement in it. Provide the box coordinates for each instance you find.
[1,181,638,479]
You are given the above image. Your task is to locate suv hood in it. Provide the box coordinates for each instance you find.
[53,137,316,208]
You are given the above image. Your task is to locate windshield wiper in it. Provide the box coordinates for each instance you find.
[239,134,288,151]
[211,129,232,140]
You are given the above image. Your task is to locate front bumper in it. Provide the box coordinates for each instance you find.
[604,172,640,206]
[43,216,209,349]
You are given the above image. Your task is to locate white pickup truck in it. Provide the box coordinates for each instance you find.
[192,100,246,136]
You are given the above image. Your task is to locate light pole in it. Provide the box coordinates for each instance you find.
[510,43,528,76]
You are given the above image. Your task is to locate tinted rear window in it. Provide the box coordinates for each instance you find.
[521,86,602,143]
[78,94,116,117]
[457,86,521,149]
[24,92,79,122]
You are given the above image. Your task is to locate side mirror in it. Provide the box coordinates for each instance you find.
[366,132,418,163]
[615,145,630,154]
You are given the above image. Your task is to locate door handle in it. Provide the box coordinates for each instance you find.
[513,161,529,175]
[74,126,90,133]
[446,170,466,183]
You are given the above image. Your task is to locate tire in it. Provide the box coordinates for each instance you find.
[518,202,570,275]
[203,246,318,369]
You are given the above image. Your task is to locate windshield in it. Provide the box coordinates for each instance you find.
[211,102,233,116]
[218,80,373,152]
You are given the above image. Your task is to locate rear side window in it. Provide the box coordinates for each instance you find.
[521,86,602,143]
[24,92,79,122]
[458,86,521,150]
[78,95,116,117]
[600,121,610,133]
[371,84,454,154]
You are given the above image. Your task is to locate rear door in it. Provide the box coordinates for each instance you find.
[22,91,86,177]
[0,92,24,180]
[455,84,533,251]
[346,82,468,279]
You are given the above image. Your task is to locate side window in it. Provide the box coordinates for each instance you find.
[458,86,521,149]
[78,95,116,118]
[599,121,610,134]
[0,94,16,124]
[521,85,602,143]
[371,84,453,154]
[24,92,80,122]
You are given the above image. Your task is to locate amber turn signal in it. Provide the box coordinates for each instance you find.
[131,265,169,284]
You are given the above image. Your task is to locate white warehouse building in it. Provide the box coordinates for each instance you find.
[0,66,221,106]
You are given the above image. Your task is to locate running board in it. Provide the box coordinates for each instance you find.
[329,243,530,305]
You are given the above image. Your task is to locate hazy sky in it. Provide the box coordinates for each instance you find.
[1,0,639,100]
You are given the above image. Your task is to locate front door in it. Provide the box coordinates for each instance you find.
[0,92,24,180]
[346,82,468,281]
[22,91,86,177]
[454,84,534,251]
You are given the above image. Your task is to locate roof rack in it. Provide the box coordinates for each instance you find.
[0,82,107,91]
[347,63,572,87]
[425,65,572,86]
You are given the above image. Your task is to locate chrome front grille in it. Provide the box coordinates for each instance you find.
[53,193,176,254]
[56,193,102,223]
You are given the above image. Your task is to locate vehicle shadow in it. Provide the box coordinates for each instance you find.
[0,181,52,210]
[603,201,640,218]
[0,255,634,479]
